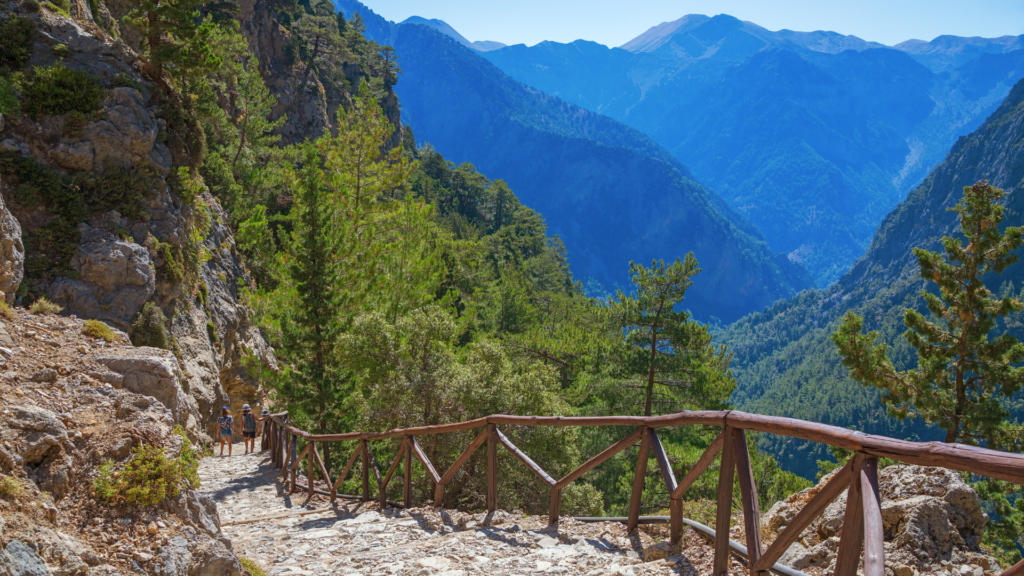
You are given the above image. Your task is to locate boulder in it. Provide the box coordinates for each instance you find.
[82,88,158,170]
[48,226,155,329]
[94,349,204,443]
[763,465,996,573]
[7,405,68,465]
[0,192,24,305]
[48,142,94,172]
[0,540,50,576]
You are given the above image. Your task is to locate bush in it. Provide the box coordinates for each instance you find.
[83,319,117,342]
[206,320,217,343]
[110,73,141,92]
[40,2,68,16]
[93,460,117,500]
[560,482,606,517]
[240,558,268,576]
[20,64,104,119]
[22,0,40,12]
[0,300,13,320]
[29,296,62,315]
[130,302,169,349]
[0,16,35,71]
[0,76,20,117]
[81,160,159,219]
[52,43,70,59]
[0,475,24,499]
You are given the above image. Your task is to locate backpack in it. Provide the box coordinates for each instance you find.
[243,413,257,432]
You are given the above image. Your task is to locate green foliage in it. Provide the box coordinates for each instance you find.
[157,242,185,284]
[110,73,142,91]
[83,319,118,342]
[206,320,217,343]
[0,76,21,117]
[122,0,223,82]
[52,43,70,59]
[82,161,160,219]
[832,182,1024,448]
[40,2,68,16]
[0,16,35,72]
[239,559,268,576]
[29,297,61,315]
[615,257,735,416]
[130,302,170,349]
[19,65,105,118]
[93,460,117,501]
[561,482,605,517]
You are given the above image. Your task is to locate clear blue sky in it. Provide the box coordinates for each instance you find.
[358,0,1024,48]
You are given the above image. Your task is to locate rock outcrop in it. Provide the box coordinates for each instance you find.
[0,193,23,305]
[763,465,1001,574]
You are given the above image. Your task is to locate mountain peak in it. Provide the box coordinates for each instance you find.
[399,15,506,52]
[619,14,710,53]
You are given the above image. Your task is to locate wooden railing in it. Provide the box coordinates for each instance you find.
[260,410,1024,576]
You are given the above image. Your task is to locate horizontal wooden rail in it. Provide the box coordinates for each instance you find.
[261,409,1024,576]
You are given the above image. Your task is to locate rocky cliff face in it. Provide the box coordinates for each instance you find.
[0,5,274,442]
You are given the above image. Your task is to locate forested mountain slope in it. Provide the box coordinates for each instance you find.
[717,78,1024,478]
[481,16,1024,285]
[333,0,811,323]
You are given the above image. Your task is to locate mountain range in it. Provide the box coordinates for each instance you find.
[479,16,1024,285]
[335,1,812,323]
[717,77,1024,477]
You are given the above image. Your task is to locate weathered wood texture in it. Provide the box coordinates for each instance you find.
[861,457,885,576]
[494,428,555,486]
[835,454,867,576]
[733,428,763,571]
[627,428,652,532]
[435,428,488,507]
[713,426,735,576]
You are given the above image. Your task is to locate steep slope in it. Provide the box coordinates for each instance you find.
[716,78,1024,477]
[895,34,1024,72]
[335,1,812,322]
[481,15,1024,286]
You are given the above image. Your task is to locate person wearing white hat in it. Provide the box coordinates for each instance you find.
[241,404,257,455]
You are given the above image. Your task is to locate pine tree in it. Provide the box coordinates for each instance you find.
[123,0,222,82]
[276,141,353,437]
[832,181,1024,447]
[615,256,735,416]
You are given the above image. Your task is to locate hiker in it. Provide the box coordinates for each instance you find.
[217,406,233,456]
[241,404,257,454]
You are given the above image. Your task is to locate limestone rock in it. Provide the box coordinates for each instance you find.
[763,465,990,573]
[48,225,155,329]
[82,88,158,170]
[94,348,205,443]
[48,141,94,171]
[0,192,24,305]
[642,541,677,562]
[8,405,68,464]
[0,540,50,576]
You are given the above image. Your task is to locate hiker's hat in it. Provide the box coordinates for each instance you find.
[242,404,251,411]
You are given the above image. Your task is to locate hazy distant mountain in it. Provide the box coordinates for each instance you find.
[336,2,812,322]
[400,16,506,52]
[483,14,1024,286]
[895,34,1024,72]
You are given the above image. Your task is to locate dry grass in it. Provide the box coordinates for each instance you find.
[240,558,268,576]
[0,475,25,500]
[82,319,118,342]
[29,296,62,315]
[0,300,13,320]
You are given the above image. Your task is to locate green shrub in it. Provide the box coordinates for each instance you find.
[130,302,169,349]
[118,445,181,506]
[197,280,208,306]
[0,16,35,71]
[206,320,217,343]
[52,43,70,59]
[240,558,268,576]
[171,425,200,489]
[81,160,159,219]
[22,0,40,12]
[93,460,117,500]
[560,482,605,517]
[0,76,20,117]
[83,319,117,342]
[157,242,184,284]
[20,64,104,119]
[0,300,14,320]
[29,296,61,315]
[110,73,141,92]
[40,2,68,16]
[0,475,24,499]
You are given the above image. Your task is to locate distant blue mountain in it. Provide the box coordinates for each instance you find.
[335,1,812,323]
[399,16,506,52]
[482,15,1024,286]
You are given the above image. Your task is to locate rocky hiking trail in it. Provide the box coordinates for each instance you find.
[198,444,725,576]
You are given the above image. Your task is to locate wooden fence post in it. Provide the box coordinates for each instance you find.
[627,427,653,532]
[290,435,297,493]
[713,426,736,576]
[834,454,867,576]
[307,440,315,498]
[270,422,277,467]
[549,487,562,524]
[486,424,497,514]
[404,436,414,508]
[361,440,370,502]
[733,428,763,573]
[861,457,884,576]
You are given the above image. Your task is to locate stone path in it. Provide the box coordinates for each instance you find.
[198,443,718,576]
